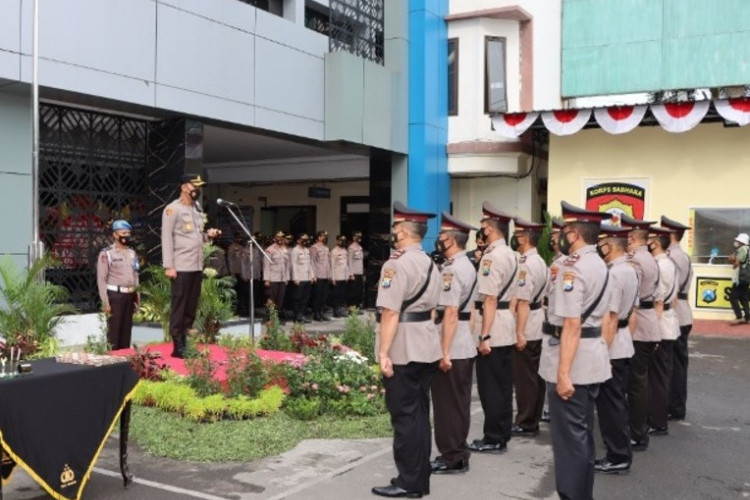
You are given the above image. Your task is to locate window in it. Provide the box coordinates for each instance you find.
[329,0,385,65]
[448,38,458,116]
[485,36,507,114]
[239,0,283,17]
[691,208,750,264]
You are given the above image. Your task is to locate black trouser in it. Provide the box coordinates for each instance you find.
[347,274,364,307]
[669,324,692,419]
[512,339,545,429]
[730,282,750,320]
[169,271,202,340]
[265,281,286,313]
[384,361,437,494]
[595,358,632,465]
[311,278,329,315]
[629,340,657,443]
[234,275,249,316]
[292,281,312,319]
[430,357,475,465]
[331,280,348,311]
[548,382,599,500]
[107,290,135,350]
[649,339,675,429]
[476,345,513,444]
[253,279,264,308]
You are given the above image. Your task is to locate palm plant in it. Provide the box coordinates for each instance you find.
[0,255,77,358]
[135,266,172,341]
[195,265,236,344]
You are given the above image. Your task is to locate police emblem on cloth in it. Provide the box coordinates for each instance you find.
[442,272,453,291]
[562,272,575,292]
[481,259,492,276]
[381,268,396,288]
[517,270,527,287]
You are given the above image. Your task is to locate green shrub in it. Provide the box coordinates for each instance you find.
[134,266,172,340]
[284,397,322,420]
[224,387,285,420]
[340,309,376,362]
[225,348,269,398]
[195,263,235,344]
[185,347,222,396]
[259,302,293,351]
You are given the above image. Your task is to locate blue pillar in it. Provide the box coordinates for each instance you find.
[408,0,449,248]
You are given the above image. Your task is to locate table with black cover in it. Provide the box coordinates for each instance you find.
[0,358,139,500]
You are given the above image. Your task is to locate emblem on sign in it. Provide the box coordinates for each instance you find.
[585,182,646,227]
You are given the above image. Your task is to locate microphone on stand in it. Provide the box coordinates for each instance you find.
[216,198,238,207]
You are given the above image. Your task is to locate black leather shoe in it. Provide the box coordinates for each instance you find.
[594,458,630,474]
[312,313,323,322]
[648,426,669,436]
[371,485,423,498]
[631,438,649,451]
[540,410,551,423]
[511,425,539,437]
[467,439,507,454]
[320,314,332,321]
[668,414,684,421]
[432,458,469,475]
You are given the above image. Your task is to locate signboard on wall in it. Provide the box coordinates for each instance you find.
[694,276,734,310]
[583,178,649,226]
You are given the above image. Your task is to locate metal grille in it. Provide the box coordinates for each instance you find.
[40,105,148,312]
[330,0,384,65]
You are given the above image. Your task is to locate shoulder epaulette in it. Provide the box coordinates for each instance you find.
[390,249,405,260]
[519,255,527,264]
[563,254,581,266]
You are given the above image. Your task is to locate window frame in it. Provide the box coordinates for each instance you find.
[484,36,508,114]
[689,206,750,264]
[448,37,459,116]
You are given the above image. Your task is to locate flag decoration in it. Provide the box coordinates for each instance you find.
[541,108,592,136]
[651,101,710,133]
[714,98,750,126]
[593,105,648,135]
[490,112,539,138]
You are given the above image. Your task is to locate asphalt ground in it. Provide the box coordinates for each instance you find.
[4,334,750,500]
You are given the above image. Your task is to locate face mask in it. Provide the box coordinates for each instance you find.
[322,238,329,245]
[275,238,284,245]
[118,236,132,246]
[435,239,450,254]
[189,188,200,200]
[302,240,310,247]
[559,232,572,256]
[338,240,347,247]
[734,241,741,249]
[596,243,609,260]
[510,235,520,252]
[431,250,445,266]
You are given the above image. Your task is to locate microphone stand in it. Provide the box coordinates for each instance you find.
[220,203,271,344]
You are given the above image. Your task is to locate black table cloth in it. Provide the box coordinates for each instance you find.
[0,358,139,500]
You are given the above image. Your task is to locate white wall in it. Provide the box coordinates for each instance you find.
[1,0,328,140]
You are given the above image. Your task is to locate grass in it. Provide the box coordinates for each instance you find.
[130,405,392,462]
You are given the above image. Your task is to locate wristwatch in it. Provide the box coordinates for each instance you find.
[478,334,491,342]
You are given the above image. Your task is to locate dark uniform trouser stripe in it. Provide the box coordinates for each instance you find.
[169,271,202,340]
[476,346,513,443]
[668,324,692,418]
[547,382,599,500]
[430,357,475,465]
[511,339,545,428]
[265,281,286,311]
[384,362,437,493]
[595,358,632,464]
[628,340,657,442]
[107,291,135,350]
[347,274,364,307]
[649,339,675,429]
[311,279,329,314]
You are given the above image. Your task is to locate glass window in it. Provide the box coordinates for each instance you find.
[448,38,458,116]
[691,208,750,264]
[485,36,507,114]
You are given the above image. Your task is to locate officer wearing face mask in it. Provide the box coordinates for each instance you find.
[162,174,221,358]
[467,230,486,270]
[97,219,140,350]
[291,233,315,323]
[264,231,288,321]
[540,217,565,424]
[330,235,350,317]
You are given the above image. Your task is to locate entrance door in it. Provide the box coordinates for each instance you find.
[340,196,370,238]
[261,206,316,237]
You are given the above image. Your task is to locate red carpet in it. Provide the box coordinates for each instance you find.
[110,343,305,382]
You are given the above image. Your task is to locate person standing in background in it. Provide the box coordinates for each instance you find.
[330,235,350,317]
[347,231,366,310]
[310,231,332,322]
[728,232,750,325]
[263,231,287,321]
[291,234,315,324]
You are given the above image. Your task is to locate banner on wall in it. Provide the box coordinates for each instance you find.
[694,277,733,310]
[583,180,648,226]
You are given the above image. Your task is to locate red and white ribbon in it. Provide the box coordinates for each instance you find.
[491,112,539,138]
[714,98,750,126]
[594,105,647,135]
[651,101,710,133]
[541,109,591,136]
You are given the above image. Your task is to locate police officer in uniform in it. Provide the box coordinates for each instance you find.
[661,216,693,421]
[97,219,139,350]
[347,231,366,309]
[291,234,315,323]
[228,235,248,316]
[467,229,486,270]
[430,212,477,475]
[594,225,638,474]
[510,217,548,436]
[647,226,681,436]
[372,202,441,499]
[263,231,288,318]
[469,202,517,454]
[310,231,332,321]
[161,174,221,358]
[331,235,351,317]
[539,201,612,500]
[620,214,660,451]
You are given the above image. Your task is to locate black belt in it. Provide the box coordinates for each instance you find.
[678,292,688,300]
[458,311,471,321]
[617,318,629,329]
[529,302,543,311]
[542,322,601,339]
[375,310,433,323]
[434,310,471,324]
[663,303,671,311]
[639,300,655,309]
[474,300,510,316]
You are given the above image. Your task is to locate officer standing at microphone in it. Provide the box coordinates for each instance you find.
[539,201,612,500]
[372,202,441,499]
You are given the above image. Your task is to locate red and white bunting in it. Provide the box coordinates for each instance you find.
[541,108,592,136]
[651,101,710,133]
[491,112,539,138]
[593,105,647,135]
[714,98,750,126]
